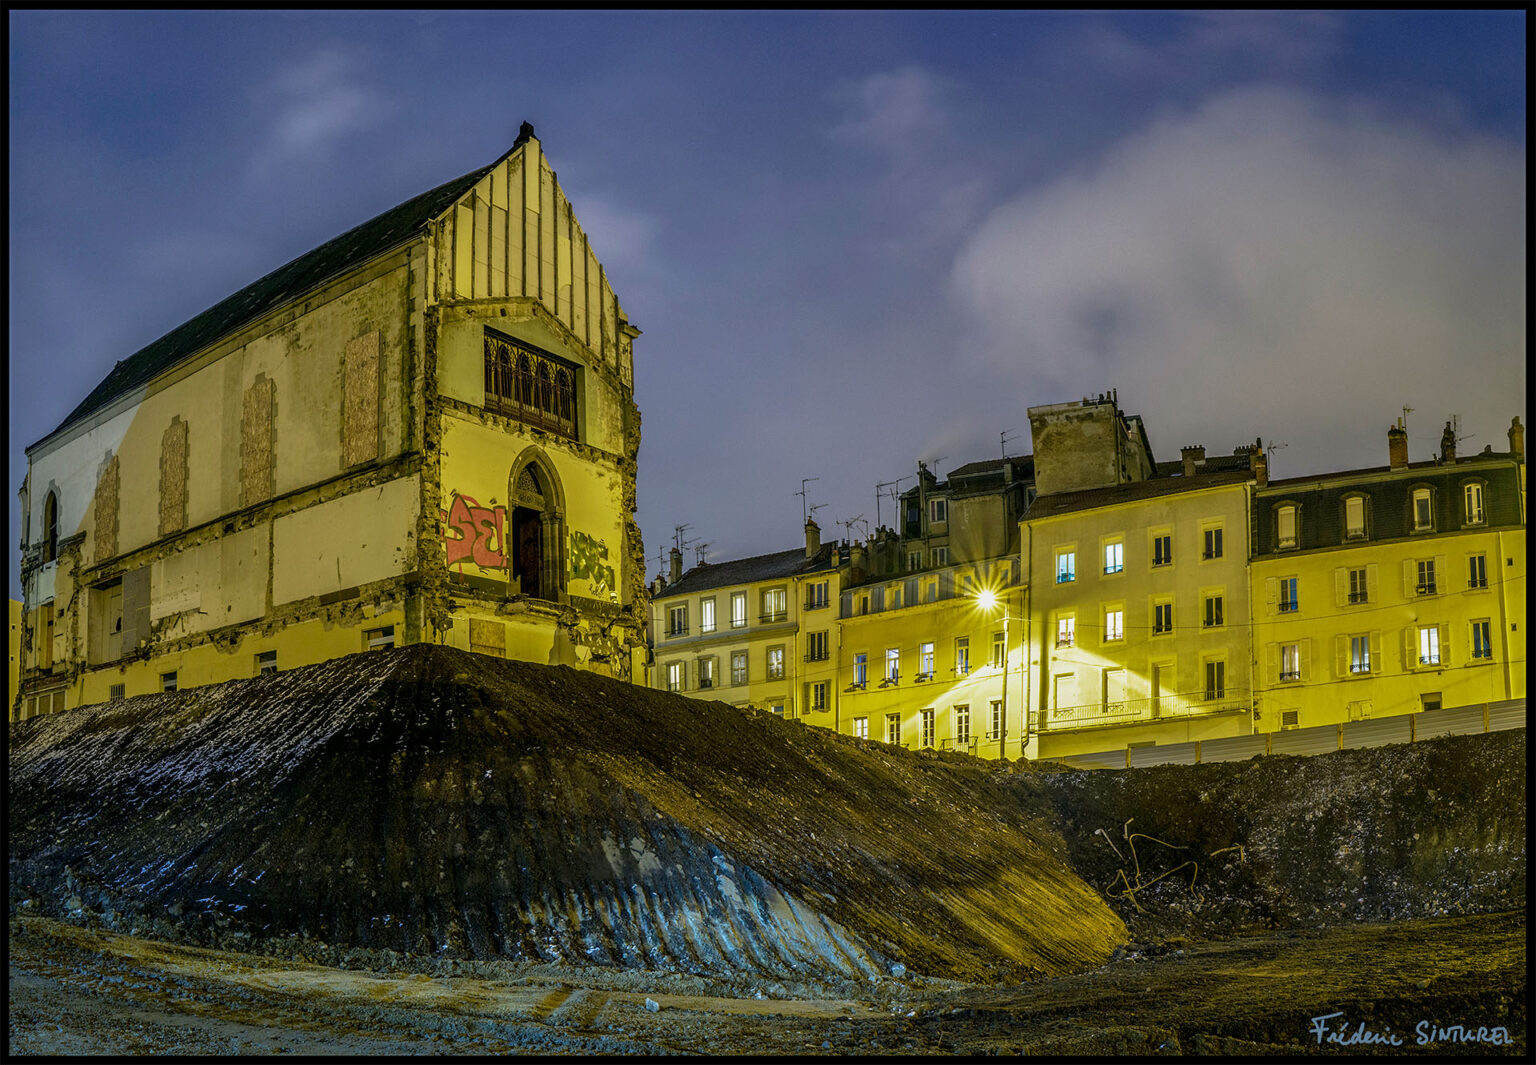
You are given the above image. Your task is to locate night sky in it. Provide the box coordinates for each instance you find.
[9,10,1526,600]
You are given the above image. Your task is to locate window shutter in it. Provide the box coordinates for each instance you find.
[1402,628,1416,669]
[1369,632,1381,674]
[1439,623,1451,666]
[1402,560,1416,597]
[1334,635,1346,678]
[1301,639,1312,681]
[1366,564,1378,603]
[1265,577,1278,615]
[1433,556,1446,589]
[1334,568,1347,607]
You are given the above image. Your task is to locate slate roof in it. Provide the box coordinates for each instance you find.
[946,455,1034,484]
[1026,469,1253,520]
[41,160,499,446]
[658,546,838,598]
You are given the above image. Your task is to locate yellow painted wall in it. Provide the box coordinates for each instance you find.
[272,477,419,606]
[8,599,20,717]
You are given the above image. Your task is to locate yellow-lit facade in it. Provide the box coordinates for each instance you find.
[15,128,647,721]
[1249,432,1526,730]
[649,526,843,724]
[1022,474,1257,759]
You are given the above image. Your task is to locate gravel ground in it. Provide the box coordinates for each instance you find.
[10,911,1525,1056]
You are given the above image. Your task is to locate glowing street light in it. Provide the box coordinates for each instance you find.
[973,588,1009,760]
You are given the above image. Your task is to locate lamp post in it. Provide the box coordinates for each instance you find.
[975,589,1009,761]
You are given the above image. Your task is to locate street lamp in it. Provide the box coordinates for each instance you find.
[974,589,1008,761]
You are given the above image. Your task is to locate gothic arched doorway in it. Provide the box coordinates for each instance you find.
[507,450,566,603]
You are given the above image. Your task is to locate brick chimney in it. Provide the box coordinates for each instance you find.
[1180,445,1205,478]
[669,547,682,585]
[1510,416,1525,463]
[1440,420,1456,463]
[804,518,821,560]
[849,542,866,584]
[1388,421,1409,469]
[1250,438,1268,486]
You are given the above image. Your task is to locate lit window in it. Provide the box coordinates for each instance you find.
[920,709,935,748]
[1203,526,1223,560]
[1279,578,1298,613]
[666,661,683,692]
[954,704,970,747]
[1468,554,1487,589]
[1463,483,1484,525]
[884,647,900,682]
[1471,620,1492,660]
[1277,505,1297,549]
[885,713,901,745]
[1104,609,1123,641]
[1350,635,1371,674]
[1418,625,1440,665]
[852,716,868,740]
[954,637,970,674]
[700,598,716,633]
[989,699,1003,739]
[991,631,1005,667]
[667,604,688,637]
[1344,496,1366,538]
[1152,533,1172,566]
[1203,594,1224,628]
[1153,602,1173,634]
[767,646,785,680]
[1412,488,1433,531]
[1204,660,1225,701]
[1104,541,1123,574]
[1416,560,1437,595]
[256,650,277,676]
[761,588,787,623]
[731,651,748,686]
[852,653,867,687]
[1056,615,1075,647]
[697,657,715,689]
[1056,550,1075,583]
[919,641,934,676]
[1348,568,1368,604]
[1280,643,1300,682]
[731,592,748,628]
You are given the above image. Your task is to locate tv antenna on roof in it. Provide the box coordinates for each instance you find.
[672,523,696,554]
[838,514,865,542]
[1451,413,1475,446]
[1000,429,1018,459]
[795,477,821,526]
[875,477,906,529]
[693,541,712,566]
[808,502,828,524]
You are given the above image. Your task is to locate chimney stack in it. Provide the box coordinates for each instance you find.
[849,542,866,584]
[1180,445,1205,478]
[1440,420,1456,463]
[669,547,683,585]
[1510,416,1525,463]
[804,518,821,560]
[1250,438,1268,487]
[1388,421,1409,470]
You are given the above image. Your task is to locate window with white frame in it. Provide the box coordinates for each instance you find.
[885,713,901,745]
[907,549,922,571]
[954,704,970,747]
[1416,559,1437,595]
[1471,620,1492,659]
[991,631,1005,667]
[929,498,947,524]
[766,645,785,680]
[697,656,715,689]
[700,597,716,633]
[761,587,787,622]
[1349,635,1371,674]
[1203,593,1224,628]
[1056,614,1075,647]
[1204,659,1225,701]
[1418,625,1440,665]
[1280,643,1300,682]
[666,661,683,691]
[1203,525,1223,560]
[884,647,900,682]
[731,591,748,628]
[1276,505,1297,548]
[954,636,970,674]
[932,546,949,566]
[1056,549,1076,583]
[731,651,748,686]
[1412,487,1433,531]
[1463,482,1485,525]
[256,650,277,676]
[989,699,1003,739]
[852,652,867,687]
[1103,608,1123,642]
[667,604,688,637]
[1344,495,1367,539]
[920,709,935,748]
[1468,554,1487,589]
[852,716,868,740]
[1348,567,1368,604]
[919,641,934,677]
[1104,540,1123,574]
[1279,577,1298,613]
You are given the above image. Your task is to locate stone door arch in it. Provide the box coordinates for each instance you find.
[507,447,566,603]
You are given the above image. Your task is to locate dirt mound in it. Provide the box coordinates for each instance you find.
[8,645,1123,984]
[1033,731,1526,941]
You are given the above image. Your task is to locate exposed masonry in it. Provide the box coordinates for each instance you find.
[417,305,449,642]
[240,375,275,508]
[342,330,381,468]
[158,417,188,538]
[94,454,119,565]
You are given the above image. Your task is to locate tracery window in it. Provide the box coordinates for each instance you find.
[484,332,577,440]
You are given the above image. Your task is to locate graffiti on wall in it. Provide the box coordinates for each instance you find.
[441,492,506,569]
[440,490,617,596]
[568,529,616,598]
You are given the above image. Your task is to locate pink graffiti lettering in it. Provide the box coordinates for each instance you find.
[440,493,506,569]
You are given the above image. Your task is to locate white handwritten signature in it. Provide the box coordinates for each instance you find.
[1309,1012,1513,1047]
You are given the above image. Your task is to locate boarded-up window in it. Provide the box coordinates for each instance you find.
[469,618,507,657]
[342,331,380,467]
[241,376,275,507]
[95,453,120,562]
[159,418,188,537]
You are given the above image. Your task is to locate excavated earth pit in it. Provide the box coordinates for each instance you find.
[8,645,1527,1054]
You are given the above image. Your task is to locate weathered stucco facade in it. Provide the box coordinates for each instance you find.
[15,126,647,719]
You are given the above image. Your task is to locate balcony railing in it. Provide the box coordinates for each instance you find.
[666,624,689,637]
[1469,578,1488,589]
[804,597,829,611]
[803,650,829,662]
[1279,670,1301,682]
[759,611,788,624]
[1416,583,1437,595]
[1042,691,1252,731]
[1347,591,1368,604]
[1279,601,1298,613]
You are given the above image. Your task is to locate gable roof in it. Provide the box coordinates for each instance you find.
[39,159,499,446]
